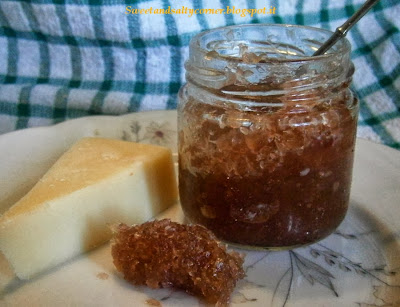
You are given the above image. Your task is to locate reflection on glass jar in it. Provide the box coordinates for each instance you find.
[178,24,359,249]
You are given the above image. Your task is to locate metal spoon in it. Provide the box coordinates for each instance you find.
[313,0,380,56]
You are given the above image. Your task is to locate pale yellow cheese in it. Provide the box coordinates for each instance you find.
[0,137,178,280]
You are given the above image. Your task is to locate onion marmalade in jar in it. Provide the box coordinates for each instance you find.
[178,24,358,249]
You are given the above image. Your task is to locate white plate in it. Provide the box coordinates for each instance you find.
[0,111,399,307]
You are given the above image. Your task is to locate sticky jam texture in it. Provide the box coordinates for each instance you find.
[111,219,245,306]
[179,91,358,248]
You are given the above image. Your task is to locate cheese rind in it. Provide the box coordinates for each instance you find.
[0,137,178,280]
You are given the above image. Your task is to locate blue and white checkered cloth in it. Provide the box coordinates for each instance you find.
[0,0,399,148]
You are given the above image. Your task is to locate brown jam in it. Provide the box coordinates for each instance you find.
[111,219,245,306]
[178,94,357,248]
[178,24,358,249]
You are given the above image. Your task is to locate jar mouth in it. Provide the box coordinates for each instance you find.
[186,24,354,99]
[190,23,351,64]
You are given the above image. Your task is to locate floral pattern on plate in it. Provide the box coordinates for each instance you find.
[121,120,176,147]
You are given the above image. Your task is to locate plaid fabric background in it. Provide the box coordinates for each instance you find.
[0,0,399,149]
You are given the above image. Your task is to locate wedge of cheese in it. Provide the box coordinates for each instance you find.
[0,137,178,280]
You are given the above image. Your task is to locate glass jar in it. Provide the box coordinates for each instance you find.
[178,24,358,250]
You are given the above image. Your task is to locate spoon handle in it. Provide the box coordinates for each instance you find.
[313,0,380,56]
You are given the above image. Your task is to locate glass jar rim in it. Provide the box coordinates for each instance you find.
[189,23,352,64]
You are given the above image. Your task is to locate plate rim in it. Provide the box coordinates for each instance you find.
[1,110,399,156]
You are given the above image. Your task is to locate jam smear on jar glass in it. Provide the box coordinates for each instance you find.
[178,24,359,249]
